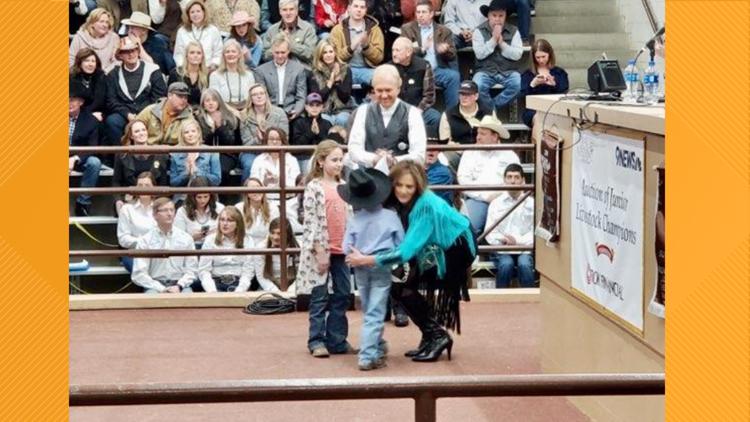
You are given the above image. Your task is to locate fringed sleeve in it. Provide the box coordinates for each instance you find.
[375,196,435,268]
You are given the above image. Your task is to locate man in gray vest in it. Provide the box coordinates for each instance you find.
[471,0,523,113]
[348,64,426,168]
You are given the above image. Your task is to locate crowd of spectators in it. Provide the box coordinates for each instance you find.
[70,0,562,292]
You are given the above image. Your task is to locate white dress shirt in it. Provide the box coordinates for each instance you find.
[235,201,281,247]
[274,61,286,104]
[174,202,224,242]
[147,0,166,24]
[197,233,255,292]
[117,201,156,248]
[485,192,534,253]
[348,99,426,167]
[132,226,198,292]
[457,148,521,202]
[249,153,300,202]
[252,255,298,292]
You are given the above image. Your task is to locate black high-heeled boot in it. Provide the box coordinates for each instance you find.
[404,336,430,357]
[412,333,453,362]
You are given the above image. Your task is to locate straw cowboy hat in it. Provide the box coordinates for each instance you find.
[230,10,254,27]
[121,12,155,31]
[115,36,140,55]
[337,168,392,210]
[476,115,510,139]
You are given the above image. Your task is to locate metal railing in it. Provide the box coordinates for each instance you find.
[70,373,664,422]
[69,143,536,290]
[640,0,661,34]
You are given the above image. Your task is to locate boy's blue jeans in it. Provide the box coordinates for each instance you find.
[308,254,352,353]
[354,266,391,364]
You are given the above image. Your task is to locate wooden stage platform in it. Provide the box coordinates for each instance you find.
[70,301,590,421]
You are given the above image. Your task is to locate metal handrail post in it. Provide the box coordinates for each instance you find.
[278,151,289,290]
[415,391,436,422]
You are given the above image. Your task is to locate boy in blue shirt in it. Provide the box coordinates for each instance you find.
[425,138,456,205]
[340,168,404,371]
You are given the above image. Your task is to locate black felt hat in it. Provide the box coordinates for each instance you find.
[337,168,392,209]
[69,79,88,99]
[481,0,513,17]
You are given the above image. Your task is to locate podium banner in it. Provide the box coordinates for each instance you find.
[648,167,665,318]
[535,130,562,243]
[571,130,645,330]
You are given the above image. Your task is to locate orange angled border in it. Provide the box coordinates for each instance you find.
[0,1,748,421]
[0,1,69,421]
[666,1,750,421]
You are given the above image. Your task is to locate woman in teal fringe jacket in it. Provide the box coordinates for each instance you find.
[347,161,476,362]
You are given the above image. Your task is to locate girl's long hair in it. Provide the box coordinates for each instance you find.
[176,41,209,89]
[184,176,219,221]
[215,205,245,248]
[264,217,298,284]
[305,140,342,183]
[242,177,271,229]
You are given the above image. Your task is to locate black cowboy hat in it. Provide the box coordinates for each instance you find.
[480,0,513,17]
[69,79,88,100]
[337,168,392,209]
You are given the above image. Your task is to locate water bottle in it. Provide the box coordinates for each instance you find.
[643,60,659,104]
[623,60,640,101]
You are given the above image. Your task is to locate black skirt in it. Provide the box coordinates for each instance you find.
[409,233,476,333]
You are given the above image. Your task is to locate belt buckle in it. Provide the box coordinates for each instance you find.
[218,275,236,285]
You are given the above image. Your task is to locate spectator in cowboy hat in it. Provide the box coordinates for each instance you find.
[228,10,263,69]
[122,11,176,74]
[69,80,102,217]
[456,114,520,234]
[104,36,167,148]
[204,0,260,35]
[471,0,523,114]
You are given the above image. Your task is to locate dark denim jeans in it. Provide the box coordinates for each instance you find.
[493,253,536,288]
[239,153,257,185]
[307,254,352,353]
[75,156,101,205]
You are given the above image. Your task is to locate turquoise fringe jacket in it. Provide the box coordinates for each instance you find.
[376,190,476,278]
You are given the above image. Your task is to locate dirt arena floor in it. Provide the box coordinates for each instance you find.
[70,302,590,421]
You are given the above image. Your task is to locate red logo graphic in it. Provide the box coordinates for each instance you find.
[595,243,614,263]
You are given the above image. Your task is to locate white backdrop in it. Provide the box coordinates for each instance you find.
[571,130,645,330]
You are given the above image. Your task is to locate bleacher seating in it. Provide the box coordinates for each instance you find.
[69,1,576,294]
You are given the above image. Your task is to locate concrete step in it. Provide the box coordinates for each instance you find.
[555,49,633,69]
[534,0,617,16]
[566,69,593,90]
[533,15,621,34]
[537,33,630,50]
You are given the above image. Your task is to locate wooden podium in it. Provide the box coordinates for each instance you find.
[527,94,665,422]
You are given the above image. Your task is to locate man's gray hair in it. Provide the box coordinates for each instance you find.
[271,33,291,49]
[278,0,298,8]
[372,64,402,88]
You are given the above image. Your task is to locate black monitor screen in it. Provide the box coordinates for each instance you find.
[600,61,626,90]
